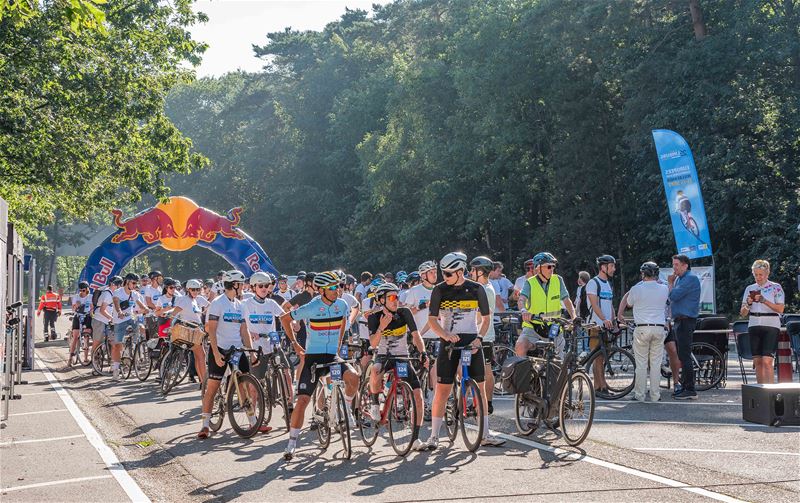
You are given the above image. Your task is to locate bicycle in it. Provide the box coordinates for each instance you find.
[581,324,636,399]
[207,347,266,438]
[442,342,485,452]
[160,341,192,395]
[356,355,419,456]
[256,332,294,431]
[659,339,725,391]
[514,317,595,446]
[91,328,112,376]
[310,358,357,459]
[67,315,93,367]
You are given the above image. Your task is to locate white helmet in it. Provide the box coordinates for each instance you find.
[418,260,437,274]
[222,270,245,283]
[185,279,202,289]
[249,271,273,286]
[440,252,467,272]
[374,282,400,298]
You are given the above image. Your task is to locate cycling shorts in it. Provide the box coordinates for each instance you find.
[297,354,355,397]
[72,315,92,331]
[373,355,421,390]
[749,325,779,357]
[481,341,494,366]
[207,346,251,381]
[436,335,485,385]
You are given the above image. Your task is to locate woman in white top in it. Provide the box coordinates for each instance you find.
[740,259,785,384]
[164,279,209,383]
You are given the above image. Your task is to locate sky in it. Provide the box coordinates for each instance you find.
[190,1,390,77]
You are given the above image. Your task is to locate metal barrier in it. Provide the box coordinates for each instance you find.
[2,198,27,423]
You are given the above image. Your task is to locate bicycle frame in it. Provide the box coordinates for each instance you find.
[445,344,480,417]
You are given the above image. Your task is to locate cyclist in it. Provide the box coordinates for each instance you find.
[345,274,357,294]
[90,275,120,360]
[144,271,164,338]
[334,270,360,334]
[111,273,150,380]
[515,252,576,358]
[406,271,421,289]
[280,271,357,460]
[36,285,61,341]
[469,256,503,417]
[511,258,536,306]
[68,281,93,365]
[740,259,785,385]
[198,270,264,439]
[282,272,317,385]
[421,252,498,450]
[586,254,616,393]
[275,275,295,302]
[402,260,438,417]
[366,282,427,449]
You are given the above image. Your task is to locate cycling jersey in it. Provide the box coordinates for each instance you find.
[207,294,244,349]
[403,283,434,339]
[144,285,162,306]
[586,275,613,325]
[743,281,785,329]
[429,279,490,335]
[71,293,92,316]
[290,297,350,354]
[276,289,295,302]
[368,307,417,355]
[174,294,206,325]
[242,296,284,353]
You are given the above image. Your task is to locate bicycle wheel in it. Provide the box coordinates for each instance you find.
[388,380,417,457]
[585,347,635,399]
[260,372,274,427]
[335,388,352,459]
[515,374,543,435]
[459,379,484,452]
[419,367,432,420]
[209,387,225,432]
[176,349,191,385]
[313,381,331,448]
[444,385,458,442]
[120,342,133,380]
[133,341,152,381]
[227,373,265,438]
[273,368,292,431]
[160,350,178,395]
[92,343,110,376]
[492,345,514,396]
[559,370,595,446]
[691,342,724,391]
[81,335,93,366]
[357,377,379,446]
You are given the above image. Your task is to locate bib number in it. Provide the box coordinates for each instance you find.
[269,331,281,345]
[229,351,242,366]
[330,364,343,382]
[340,344,349,358]
[460,349,472,365]
[397,362,408,378]
[548,323,560,339]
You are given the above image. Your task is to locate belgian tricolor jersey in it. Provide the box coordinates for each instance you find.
[367,307,417,355]
[429,279,490,335]
[290,297,350,354]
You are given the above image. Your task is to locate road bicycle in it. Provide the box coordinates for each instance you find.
[442,342,485,452]
[357,355,419,456]
[256,332,294,431]
[310,358,357,459]
[207,347,266,438]
[581,324,636,399]
[515,317,595,446]
[91,328,113,376]
[67,315,93,367]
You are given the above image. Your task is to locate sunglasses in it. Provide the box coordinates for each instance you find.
[188,288,201,292]
[443,270,460,278]
[80,289,88,293]
[541,264,556,270]
[323,285,338,291]
[254,283,271,289]
[386,294,399,301]
[167,286,176,290]
[525,266,535,271]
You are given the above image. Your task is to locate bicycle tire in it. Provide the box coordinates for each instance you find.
[120,341,133,380]
[515,373,543,435]
[559,370,595,447]
[459,379,484,452]
[444,385,458,442]
[388,380,417,457]
[585,347,635,400]
[357,377,379,446]
[133,341,152,381]
[175,349,191,385]
[160,349,180,395]
[81,335,93,366]
[92,343,110,376]
[209,387,225,432]
[492,345,514,396]
[419,367,432,421]
[313,381,331,449]
[227,373,265,438]
[691,342,724,391]
[260,371,274,427]
[274,367,292,431]
[335,388,352,459]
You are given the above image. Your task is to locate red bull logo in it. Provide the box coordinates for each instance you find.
[110,208,177,244]
[182,207,245,242]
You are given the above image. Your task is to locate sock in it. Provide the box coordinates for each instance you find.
[112,362,120,371]
[289,427,300,440]
[371,393,380,404]
[248,415,257,427]
[483,415,490,436]
[201,413,210,429]
[344,395,354,410]
[430,416,443,439]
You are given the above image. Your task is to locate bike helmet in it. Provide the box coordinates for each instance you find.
[222,270,246,283]
[139,274,149,281]
[278,274,288,281]
[440,252,467,271]
[524,258,535,268]
[374,282,400,298]
[123,272,139,282]
[640,261,659,278]
[313,271,339,289]
[148,270,162,279]
[370,277,385,288]
[396,271,408,283]
[297,270,307,280]
[110,275,123,286]
[204,279,214,286]
[532,252,557,267]
[469,256,494,275]
[186,279,202,289]
[418,261,436,274]
[163,277,177,287]
[78,281,90,290]
[334,270,347,283]
[407,271,420,282]
[346,274,356,286]
[249,271,273,286]
[596,254,616,266]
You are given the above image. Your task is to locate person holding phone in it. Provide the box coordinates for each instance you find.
[740,259,785,384]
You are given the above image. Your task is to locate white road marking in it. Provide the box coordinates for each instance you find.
[35,356,151,503]
[16,390,57,396]
[1,475,113,493]
[9,409,68,416]
[0,434,85,446]
[592,418,800,429]
[596,400,741,406]
[488,429,746,503]
[635,447,800,456]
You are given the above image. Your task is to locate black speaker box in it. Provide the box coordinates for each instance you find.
[741,383,800,426]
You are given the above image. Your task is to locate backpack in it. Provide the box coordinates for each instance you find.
[500,356,533,394]
[91,287,105,312]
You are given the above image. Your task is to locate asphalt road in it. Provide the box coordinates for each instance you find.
[3,316,799,502]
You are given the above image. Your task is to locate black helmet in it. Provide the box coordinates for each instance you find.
[123,273,139,282]
[204,279,214,286]
[163,277,177,287]
[640,261,659,278]
[596,254,616,266]
[139,274,149,280]
[304,272,317,284]
[470,256,494,275]
[78,281,90,290]
[346,274,356,285]
[278,274,288,281]
[148,270,162,279]
[110,275,123,286]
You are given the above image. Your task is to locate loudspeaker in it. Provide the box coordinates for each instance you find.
[742,383,800,426]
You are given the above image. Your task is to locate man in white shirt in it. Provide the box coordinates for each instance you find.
[618,262,669,401]
[489,261,514,311]
[586,254,616,392]
[511,258,535,305]
[111,273,149,380]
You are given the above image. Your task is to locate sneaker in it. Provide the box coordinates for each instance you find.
[197,427,210,439]
[411,438,426,451]
[673,389,697,400]
[423,437,439,451]
[481,435,506,447]
[112,369,120,381]
[672,384,683,396]
[284,439,296,461]
[632,395,646,402]
[258,424,273,434]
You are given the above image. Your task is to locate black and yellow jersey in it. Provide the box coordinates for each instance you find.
[429,279,490,335]
[367,307,417,355]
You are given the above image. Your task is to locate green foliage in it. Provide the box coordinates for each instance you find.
[162,0,798,313]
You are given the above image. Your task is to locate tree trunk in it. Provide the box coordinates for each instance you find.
[689,0,707,41]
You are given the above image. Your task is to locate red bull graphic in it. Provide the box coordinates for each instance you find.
[78,196,279,288]
[182,207,245,242]
[110,208,178,244]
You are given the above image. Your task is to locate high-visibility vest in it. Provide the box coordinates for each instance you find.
[38,292,61,312]
[522,275,562,329]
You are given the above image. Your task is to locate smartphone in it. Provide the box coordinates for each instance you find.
[749,289,761,301]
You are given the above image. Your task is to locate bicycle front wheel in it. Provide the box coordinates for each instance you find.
[335,388,352,459]
[515,373,543,435]
[120,342,133,380]
[357,377,379,446]
[133,341,152,381]
[227,373,265,438]
[459,379,484,452]
[273,368,292,431]
[209,387,225,432]
[444,385,459,442]
[559,370,595,447]
[313,381,331,448]
[92,343,110,376]
[586,347,635,399]
[691,342,724,391]
[260,372,273,427]
[388,380,417,457]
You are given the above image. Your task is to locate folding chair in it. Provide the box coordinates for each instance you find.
[732,320,753,384]
[786,321,800,375]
